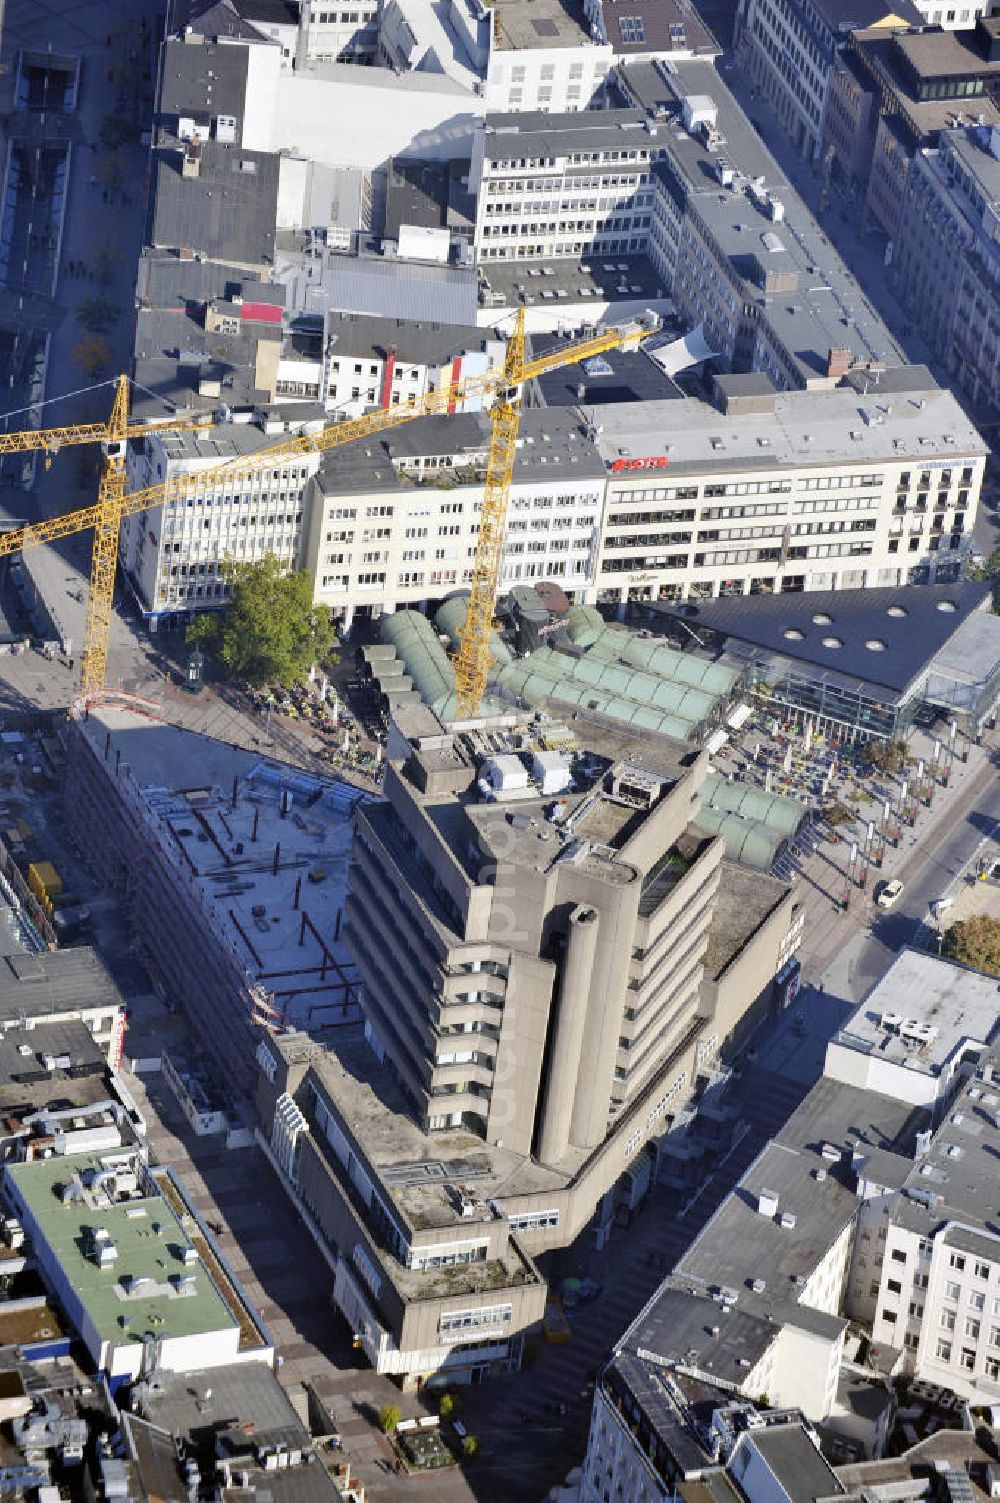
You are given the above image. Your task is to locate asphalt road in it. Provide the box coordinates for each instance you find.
[821,749,1000,1002]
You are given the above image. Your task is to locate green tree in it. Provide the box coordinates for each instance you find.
[942,915,1000,976]
[99,113,133,148]
[868,739,909,776]
[378,1405,400,1435]
[76,295,119,334]
[186,554,336,687]
[72,335,111,378]
[461,1436,479,1461]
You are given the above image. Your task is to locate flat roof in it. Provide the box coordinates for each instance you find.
[532,342,683,406]
[492,0,595,51]
[678,1134,859,1301]
[749,1425,845,1503]
[893,1059,1000,1237]
[131,1361,306,1448]
[151,143,279,266]
[157,37,250,131]
[483,106,649,159]
[0,948,125,1022]
[702,863,791,982]
[292,1026,549,1296]
[133,306,276,414]
[592,381,985,476]
[481,251,668,311]
[384,158,450,237]
[618,58,905,378]
[275,247,479,325]
[944,125,1000,205]
[8,1153,239,1345]
[836,1431,998,1497]
[893,26,1000,80]
[0,1298,66,1348]
[624,1284,780,1386]
[77,709,367,1030]
[619,1071,923,1382]
[136,253,282,312]
[315,405,606,495]
[856,30,1000,138]
[0,1019,109,1130]
[650,583,992,699]
[834,948,1000,1078]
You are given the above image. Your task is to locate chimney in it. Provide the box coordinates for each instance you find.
[827,346,852,379]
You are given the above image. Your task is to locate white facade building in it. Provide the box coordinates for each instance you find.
[472,108,658,264]
[304,408,606,624]
[377,0,611,114]
[589,378,986,609]
[298,0,380,63]
[315,313,505,419]
[120,422,321,626]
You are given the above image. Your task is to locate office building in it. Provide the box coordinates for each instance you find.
[473,61,905,387]
[472,106,659,265]
[824,22,1000,241]
[64,708,368,1095]
[588,369,985,609]
[303,407,607,625]
[895,124,1000,427]
[257,1028,548,1388]
[734,0,921,163]
[255,707,801,1384]
[120,417,321,625]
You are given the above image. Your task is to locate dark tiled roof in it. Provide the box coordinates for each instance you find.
[652,583,991,696]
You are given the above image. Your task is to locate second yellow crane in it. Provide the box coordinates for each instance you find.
[0,309,661,717]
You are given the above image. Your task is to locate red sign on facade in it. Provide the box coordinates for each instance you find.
[610,456,669,473]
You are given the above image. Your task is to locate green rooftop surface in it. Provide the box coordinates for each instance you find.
[8,1154,238,1344]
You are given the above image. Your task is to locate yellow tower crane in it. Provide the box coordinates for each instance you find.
[0,375,213,698]
[0,310,660,714]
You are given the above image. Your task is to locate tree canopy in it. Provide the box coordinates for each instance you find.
[941,914,1000,977]
[186,555,336,687]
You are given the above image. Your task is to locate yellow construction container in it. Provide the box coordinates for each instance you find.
[543,1299,571,1344]
[27,861,62,914]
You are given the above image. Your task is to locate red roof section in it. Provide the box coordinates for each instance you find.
[240,301,282,324]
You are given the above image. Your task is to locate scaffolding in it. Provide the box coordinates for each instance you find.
[64,708,369,1097]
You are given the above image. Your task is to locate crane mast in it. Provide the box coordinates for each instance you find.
[453,310,526,720]
[0,312,659,706]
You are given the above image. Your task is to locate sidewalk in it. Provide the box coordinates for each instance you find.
[794,737,999,981]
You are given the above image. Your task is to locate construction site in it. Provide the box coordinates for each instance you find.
[62,705,370,1104]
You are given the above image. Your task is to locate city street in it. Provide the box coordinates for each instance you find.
[0,0,161,678]
[819,744,1000,1001]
